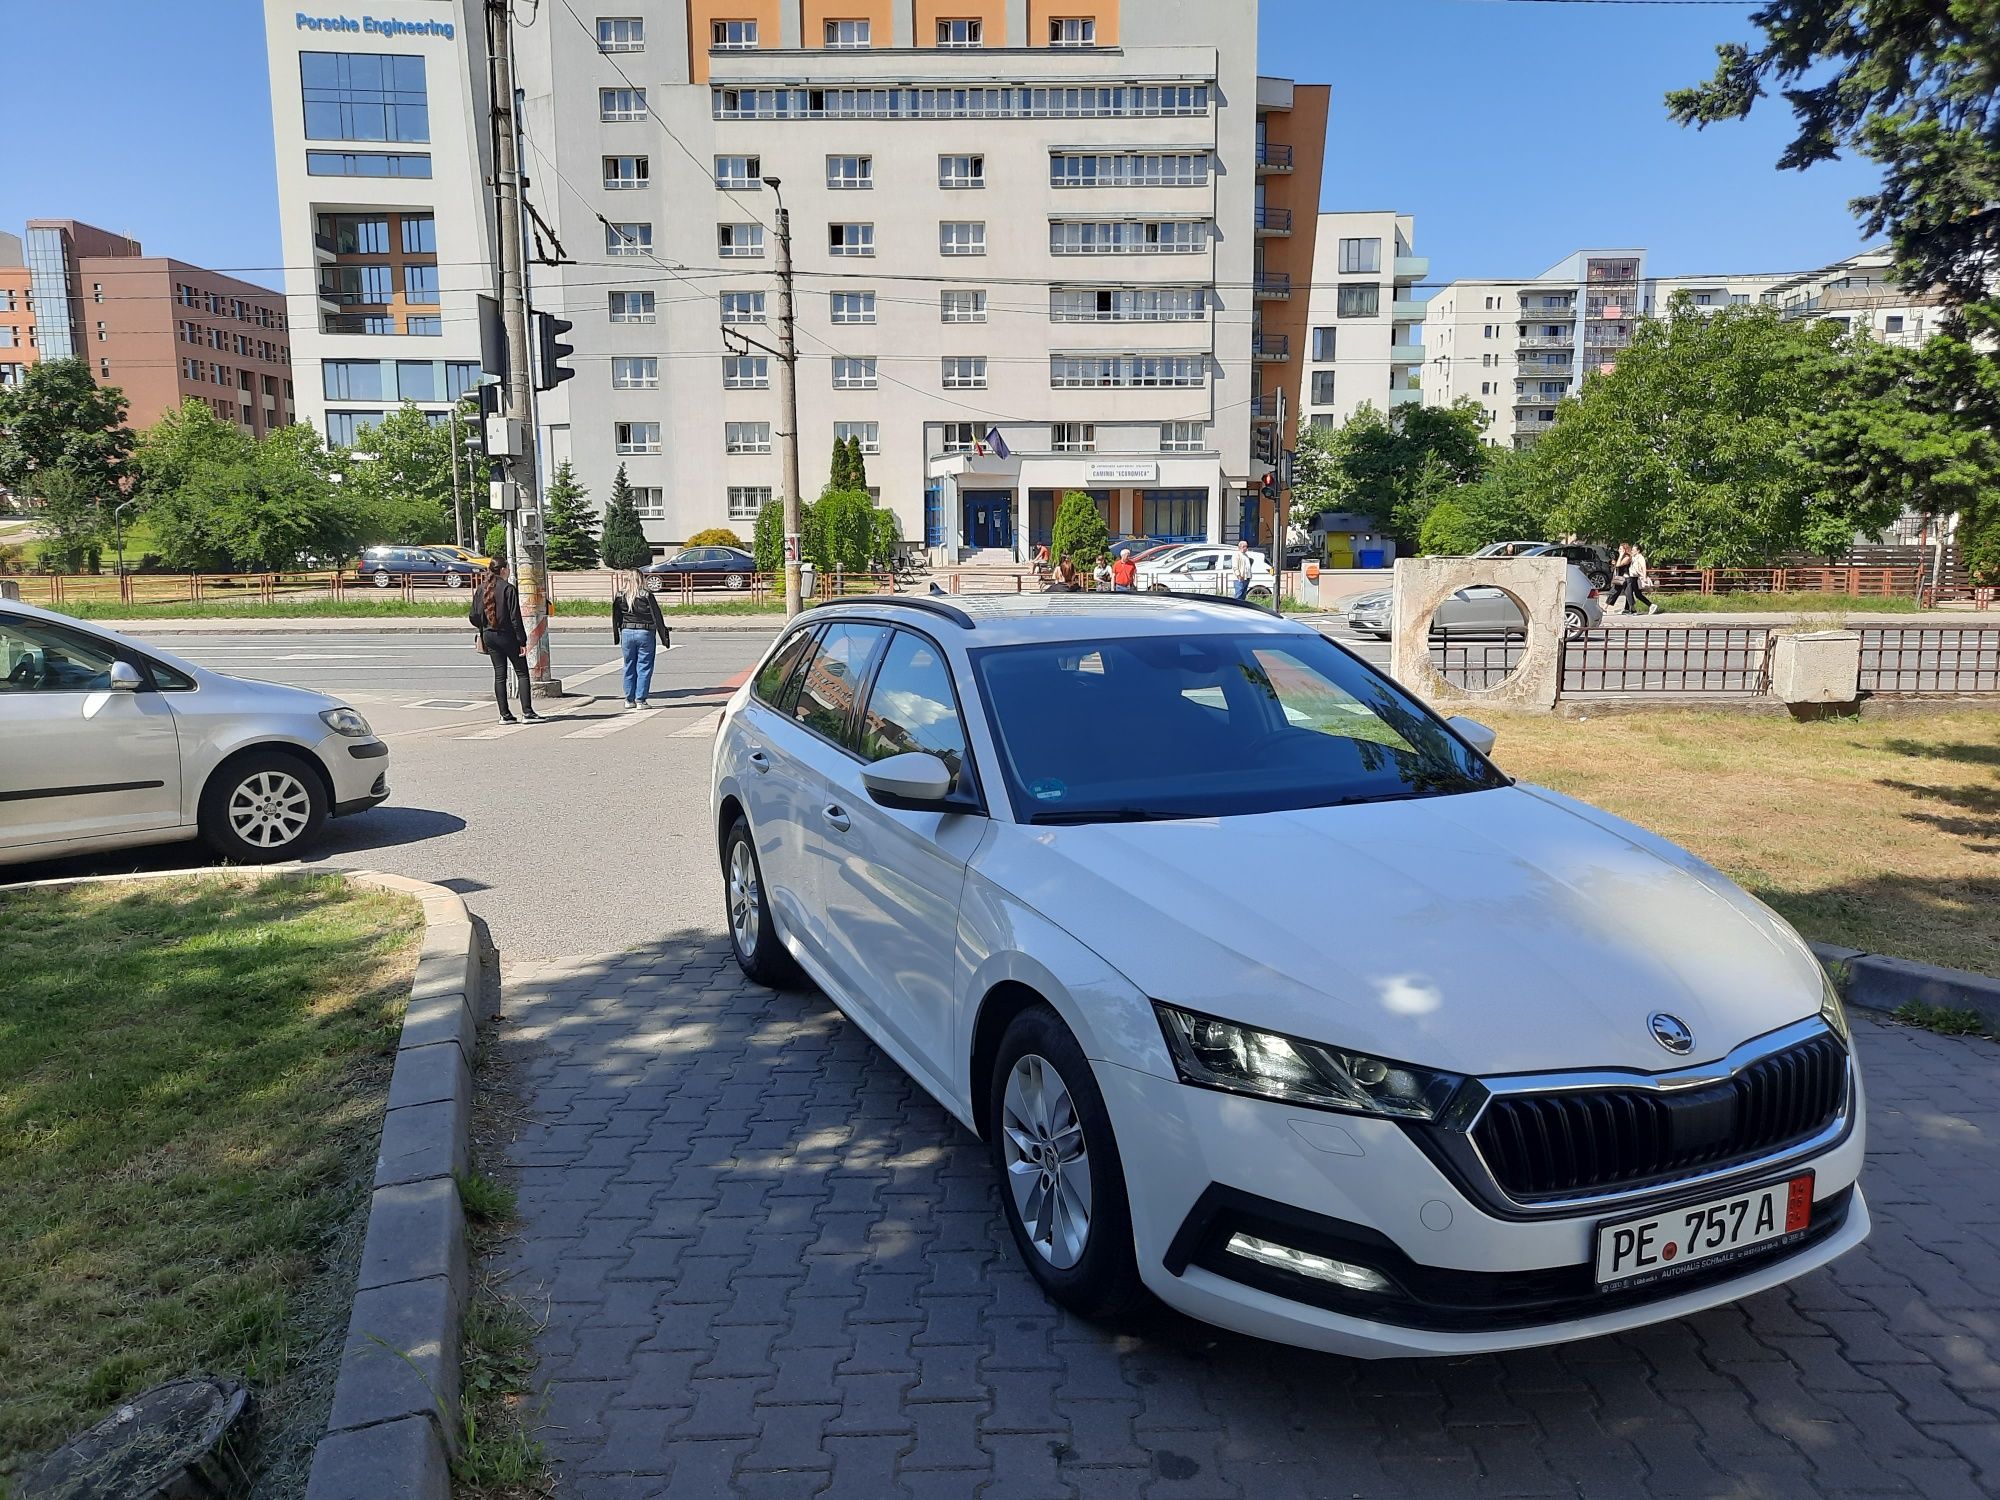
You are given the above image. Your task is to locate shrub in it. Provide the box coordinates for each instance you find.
[1049,492,1109,574]
[686,527,746,549]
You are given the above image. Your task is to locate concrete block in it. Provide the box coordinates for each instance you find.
[305,1415,450,1500]
[375,1097,470,1190]
[358,1178,467,1298]
[387,1041,471,1112]
[400,992,476,1060]
[1772,629,1860,704]
[410,921,479,1006]
[1390,555,1566,711]
[327,1275,461,1436]
[1845,952,2000,1033]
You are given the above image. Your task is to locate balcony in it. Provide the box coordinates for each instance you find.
[1515,414,1556,432]
[1518,334,1574,350]
[1391,299,1426,322]
[1254,206,1293,236]
[1393,255,1429,283]
[312,234,339,261]
[1388,388,1422,407]
[1515,388,1568,404]
[1256,142,1294,173]
[1252,331,1290,362]
[1388,342,1424,364]
[1253,270,1292,300]
[1519,303,1575,319]
[1251,393,1279,422]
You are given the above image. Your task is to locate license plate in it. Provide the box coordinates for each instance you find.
[1594,1173,1813,1289]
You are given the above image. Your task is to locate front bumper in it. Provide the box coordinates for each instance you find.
[1095,1056,1868,1358]
[320,732,390,817]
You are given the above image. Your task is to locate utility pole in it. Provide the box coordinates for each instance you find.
[484,0,556,684]
[448,407,465,549]
[763,176,804,618]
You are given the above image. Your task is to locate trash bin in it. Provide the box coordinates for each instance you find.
[1358,548,1385,569]
[799,562,816,599]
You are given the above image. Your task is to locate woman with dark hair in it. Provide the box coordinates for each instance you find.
[469,559,540,723]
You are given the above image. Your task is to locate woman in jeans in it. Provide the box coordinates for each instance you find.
[612,571,672,708]
[468,559,540,723]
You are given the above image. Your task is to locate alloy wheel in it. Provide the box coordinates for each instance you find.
[728,838,761,955]
[227,770,313,849]
[1000,1053,1092,1268]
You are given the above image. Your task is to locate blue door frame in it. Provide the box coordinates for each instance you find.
[962,490,1015,551]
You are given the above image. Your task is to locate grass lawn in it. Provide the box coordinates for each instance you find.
[1653,592,1928,614]
[1487,709,2000,977]
[43,596,791,621]
[0,874,422,1492]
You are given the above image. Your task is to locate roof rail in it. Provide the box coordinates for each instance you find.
[816,593,977,630]
[1157,591,1287,617]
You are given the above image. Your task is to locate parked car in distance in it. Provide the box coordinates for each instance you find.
[0,599,389,866]
[1345,562,1602,640]
[1470,540,1549,560]
[711,593,1866,1356]
[642,545,758,592]
[1140,545,1277,605]
[430,544,496,570]
[1128,542,1206,567]
[355,545,484,589]
[1469,541,1617,592]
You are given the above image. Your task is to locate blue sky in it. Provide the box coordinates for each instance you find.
[0,0,1884,292]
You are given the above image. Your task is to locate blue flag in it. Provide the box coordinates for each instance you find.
[984,426,1011,459]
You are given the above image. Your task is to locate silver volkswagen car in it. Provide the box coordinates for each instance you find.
[0,599,389,866]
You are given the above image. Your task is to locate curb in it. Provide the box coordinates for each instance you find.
[1811,941,2000,1035]
[305,870,482,1500]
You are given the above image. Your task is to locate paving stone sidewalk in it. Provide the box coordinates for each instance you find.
[494,940,2000,1500]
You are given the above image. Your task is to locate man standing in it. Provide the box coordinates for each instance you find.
[1111,547,1138,593]
[1230,539,1254,601]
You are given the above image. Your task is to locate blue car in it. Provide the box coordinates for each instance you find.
[641,546,758,591]
[356,546,484,589]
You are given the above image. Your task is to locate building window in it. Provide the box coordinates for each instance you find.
[1309,326,1335,360]
[323,360,387,400]
[612,356,659,389]
[402,265,440,304]
[597,16,644,51]
[939,222,986,256]
[320,213,389,254]
[834,420,879,453]
[300,52,429,142]
[307,150,432,177]
[445,361,480,399]
[1050,422,1094,452]
[1049,17,1096,45]
[711,19,759,48]
[402,214,435,253]
[1160,421,1204,452]
[830,291,876,324]
[605,222,652,256]
[826,155,872,190]
[938,154,985,190]
[1885,314,1905,333]
[616,421,661,454]
[396,360,438,400]
[1337,285,1380,318]
[600,87,647,121]
[725,421,772,454]
[321,263,395,303]
[824,18,871,47]
[1338,238,1382,275]
[940,422,978,453]
[604,155,648,189]
[1050,152,1208,188]
[719,223,765,257]
[720,291,766,324]
[1050,220,1207,254]
[941,356,987,389]
[724,355,770,388]
[325,410,386,445]
[1145,490,1206,540]
[1310,370,1335,405]
[832,356,878,389]
[1050,354,1204,388]
[713,82,1208,121]
[714,154,761,188]
[727,486,771,520]
[631,486,666,519]
[610,290,656,323]
[936,18,983,47]
[940,290,987,323]
[829,223,874,257]
[1048,286,1206,321]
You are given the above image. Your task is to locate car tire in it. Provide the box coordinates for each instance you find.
[988,1004,1147,1321]
[199,750,327,862]
[372,570,391,588]
[445,571,465,589]
[722,816,801,989]
[1564,606,1590,641]
[725,572,748,592]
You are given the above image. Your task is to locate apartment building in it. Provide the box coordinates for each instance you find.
[1295,211,1423,434]
[0,232,35,391]
[16,220,296,436]
[262,0,497,447]
[1756,248,1946,347]
[507,0,1274,558]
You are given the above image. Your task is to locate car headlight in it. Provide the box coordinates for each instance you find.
[1154,1004,1463,1120]
[1819,971,1851,1043]
[320,707,374,738]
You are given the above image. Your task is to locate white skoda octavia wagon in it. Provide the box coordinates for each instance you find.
[709,593,1866,1356]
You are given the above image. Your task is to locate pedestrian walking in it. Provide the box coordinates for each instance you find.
[1092,553,1114,590]
[1605,543,1633,614]
[1230,539,1255,601]
[468,558,539,723]
[1623,542,1659,615]
[1111,547,1138,593]
[612,570,672,708]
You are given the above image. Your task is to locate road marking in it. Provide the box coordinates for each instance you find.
[561,646,682,693]
[672,710,722,738]
[562,710,655,740]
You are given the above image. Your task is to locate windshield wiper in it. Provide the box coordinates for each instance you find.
[1026,807,1184,826]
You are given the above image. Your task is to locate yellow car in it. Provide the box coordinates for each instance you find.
[430,545,496,569]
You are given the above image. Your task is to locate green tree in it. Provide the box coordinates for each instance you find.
[143,421,357,571]
[1416,450,1550,555]
[1288,400,1488,540]
[868,507,901,569]
[598,463,653,569]
[686,527,746,548]
[0,359,136,563]
[541,461,601,570]
[29,466,111,572]
[332,400,466,545]
[135,400,257,571]
[826,435,853,493]
[815,489,876,573]
[753,500,788,574]
[846,435,869,494]
[1669,3,2000,314]
[1049,491,1109,573]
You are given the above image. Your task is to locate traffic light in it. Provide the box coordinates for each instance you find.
[533,310,575,392]
[1252,425,1275,465]
[1259,470,1278,501]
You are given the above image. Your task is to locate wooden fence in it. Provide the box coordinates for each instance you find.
[1647,566,1924,598]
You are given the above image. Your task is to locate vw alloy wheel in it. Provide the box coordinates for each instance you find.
[227,770,313,849]
[728,836,761,955]
[1000,1053,1093,1269]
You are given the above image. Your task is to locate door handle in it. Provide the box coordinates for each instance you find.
[822,804,851,833]
[747,749,770,773]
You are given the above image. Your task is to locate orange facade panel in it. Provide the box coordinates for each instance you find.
[1258,83,1329,467]
[915,0,1006,47]
[801,0,894,46]
[688,0,783,82]
[1027,0,1116,47]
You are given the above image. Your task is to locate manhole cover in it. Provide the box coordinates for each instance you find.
[408,698,481,711]
[17,1375,251,1500]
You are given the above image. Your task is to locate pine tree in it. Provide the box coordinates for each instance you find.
[542,461,601,570]
[826,435,852,494]
[846,435,869,494]
[599,463,654,569]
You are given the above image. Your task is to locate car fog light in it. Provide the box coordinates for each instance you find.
[1225,1232,1393,1293]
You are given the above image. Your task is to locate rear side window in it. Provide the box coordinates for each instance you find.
[860,630,969,785]
[791,623,887,744]
[753,627,817,709]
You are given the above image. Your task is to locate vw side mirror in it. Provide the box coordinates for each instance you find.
[108,661,144,692]
[1448,715,1497,757]
[860,751,955,811]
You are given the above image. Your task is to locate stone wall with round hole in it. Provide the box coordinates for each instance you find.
[1389,556,1567,710]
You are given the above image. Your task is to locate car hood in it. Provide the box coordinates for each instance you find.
[975,784,1824,1078]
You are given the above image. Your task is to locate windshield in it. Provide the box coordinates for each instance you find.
[971,630,1507,824]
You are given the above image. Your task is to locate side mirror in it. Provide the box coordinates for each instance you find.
[1448,715,1497,757]
[108,661,144,693]
[860,751,956,811]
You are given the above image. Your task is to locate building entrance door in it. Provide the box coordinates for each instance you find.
[962,491,1015,551]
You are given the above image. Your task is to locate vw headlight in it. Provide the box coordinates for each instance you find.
[1819,971,1851,1044]
[319,707,374,738]
[1154,1004,1463,1120]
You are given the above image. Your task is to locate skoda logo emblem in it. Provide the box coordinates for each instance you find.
[1649,1012,1695,1055]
